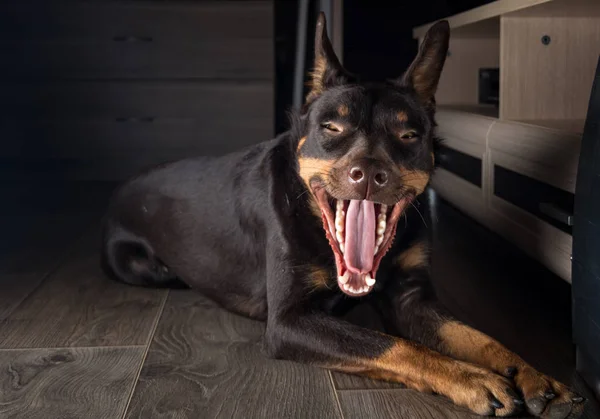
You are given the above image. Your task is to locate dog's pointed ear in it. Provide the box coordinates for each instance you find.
[305,12,349,104]
[399,20,450,106]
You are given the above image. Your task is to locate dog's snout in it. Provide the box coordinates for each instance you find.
[347,159,389,198]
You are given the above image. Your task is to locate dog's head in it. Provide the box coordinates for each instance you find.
[295,13,449,297]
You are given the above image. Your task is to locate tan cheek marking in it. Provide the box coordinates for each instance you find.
[394,241,429,270]
[338,105,349,117]
[399,168,430,196]
[431,152,435,166]
[297,137,307,153]
[397,111,408,122]
[298,157,334,188]
[297,157,335,218]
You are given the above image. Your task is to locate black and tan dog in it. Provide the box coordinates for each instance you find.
[101,14,585,418]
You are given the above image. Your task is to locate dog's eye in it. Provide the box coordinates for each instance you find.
[321,122,343,133]
[399,131,419,142]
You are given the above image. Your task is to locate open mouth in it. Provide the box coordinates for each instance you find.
[311,183,411,297]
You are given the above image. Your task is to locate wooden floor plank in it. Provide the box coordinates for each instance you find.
[337,389,482,419]
[125,291,342,419]
[0,229,167,349]
[0,346,144,419]
[0,181,117,321]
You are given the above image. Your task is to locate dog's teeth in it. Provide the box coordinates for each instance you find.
[376,234,384,247]
[339,242,345,253]
[339,273,349,284]
[381,204,388,213]
[336,231,344,244]
[365,275,376,286]
[374,245,379,254]
[336,200,344,211]
[377,220,386,236]
[335,214,344,231]
[378,212,386,222]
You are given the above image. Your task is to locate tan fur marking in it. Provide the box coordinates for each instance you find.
[397,111,408,122]
[370,341,512,416]
[395,242,428,270]
[298,157,334,188]
[305,266,332,291]
[306,56,327,101]
[297,157,334,218]
[338,104,349,117]
[399,168,430,195]
[297,136,307,152]
[437,320,581,415]
[431,152,435,166]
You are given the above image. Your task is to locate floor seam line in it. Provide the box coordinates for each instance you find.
[120,289,169,419]
[0,345,145,352]
[327,371,346,419]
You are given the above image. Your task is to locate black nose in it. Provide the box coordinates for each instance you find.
[347,160,389,198]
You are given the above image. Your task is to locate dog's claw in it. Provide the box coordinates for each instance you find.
[572,395,585,403]
[505,366,518,377]
[491,397,504,410]
[545,391,556,400]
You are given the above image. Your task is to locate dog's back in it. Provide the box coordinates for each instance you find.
[100,137,286,318]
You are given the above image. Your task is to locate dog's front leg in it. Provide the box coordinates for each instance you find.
[379,252,586,419]
[263,261,523,416]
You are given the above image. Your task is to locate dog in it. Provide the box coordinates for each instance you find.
[101,13,586,418]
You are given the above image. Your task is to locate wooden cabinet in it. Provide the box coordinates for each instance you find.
[414,0,600,282]
[0,1,274,181]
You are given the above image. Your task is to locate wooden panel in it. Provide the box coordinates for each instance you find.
[0,39,273,80]
[489,195,572,281]
[0,347,143,419]
[0,119,271,158]
[332,373,404,390]
[434,38,499,106]
[0,230,167,348]
[125,291,342,419]
[506,0,600,17]
[430,168,488,227]
[500,14,600,120]
[2,1,273,40]
[413,0,552,38]
[337,389,480,419]
[0,81,273,120]
[487,120,581,193]
[435,109,495,150]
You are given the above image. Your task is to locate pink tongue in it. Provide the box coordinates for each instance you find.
[344,200,375,274]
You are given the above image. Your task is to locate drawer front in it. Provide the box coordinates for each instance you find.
[0,119,272,159]
[0,81,273,120]
[0,39,273,80]
[437,144,483,187]
[488,120,581,193]
[1,1,273,79]
[493,165,574,236]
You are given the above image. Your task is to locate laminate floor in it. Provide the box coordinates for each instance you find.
[0,182,597,418]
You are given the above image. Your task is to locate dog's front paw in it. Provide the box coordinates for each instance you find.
[510,366,586,419]
[448,363,524,417]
